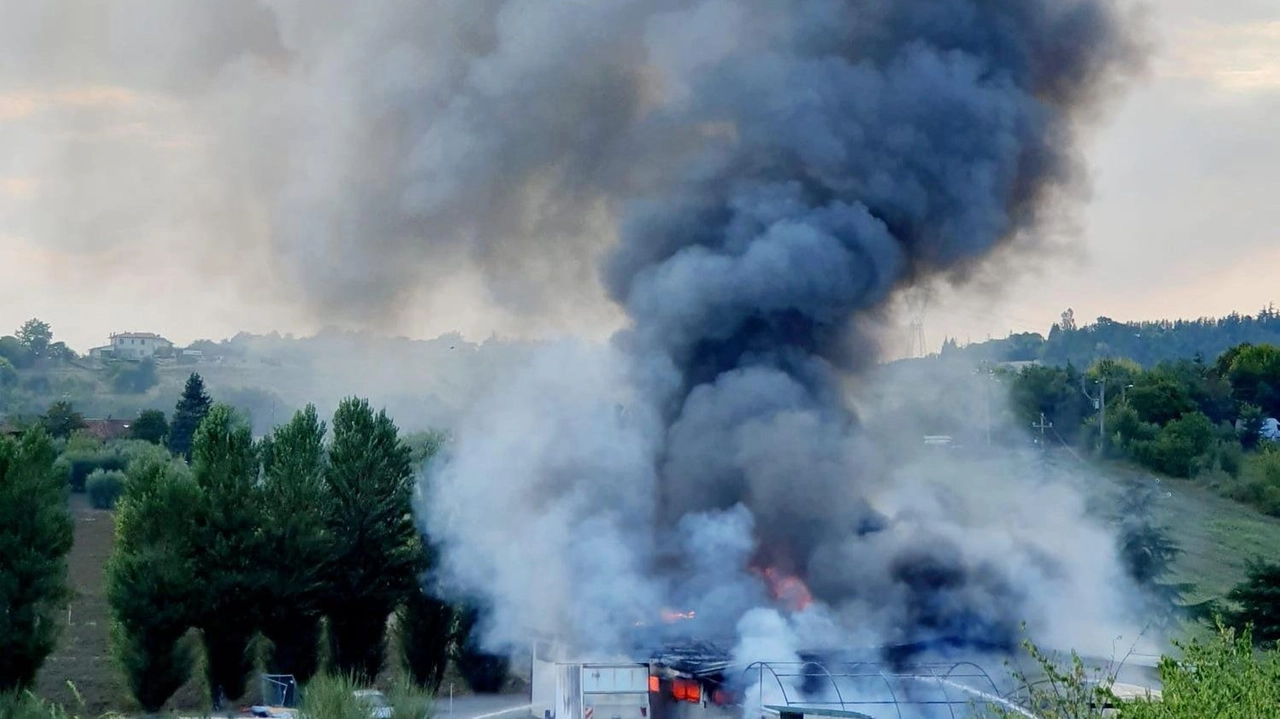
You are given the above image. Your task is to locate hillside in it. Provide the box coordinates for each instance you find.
[1,330,536,436]
[1096,461,1280,603]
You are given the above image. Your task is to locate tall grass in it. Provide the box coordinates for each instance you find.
[299,673,434,719]
[0,686,127,719]
[300,674,366,719]
[387,677,434,719]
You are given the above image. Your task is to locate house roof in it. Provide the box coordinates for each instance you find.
[112,332,170,341]
[81,419,133,441]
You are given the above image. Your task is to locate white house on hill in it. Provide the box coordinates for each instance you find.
[89,332,175,360]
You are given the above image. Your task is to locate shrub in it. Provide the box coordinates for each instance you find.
[0,690,79,719]
[63,451,128,492]
[989,623,1280,718]
[1123,624,1280,718]
[388,676,435,719]
[300,673,366,719]
[1216,440,1244,478]
[86,469,127,510]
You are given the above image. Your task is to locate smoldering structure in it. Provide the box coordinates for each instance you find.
[420,0,1142,688]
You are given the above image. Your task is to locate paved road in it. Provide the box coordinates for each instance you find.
[182,694,531,719]
[435,695,532,719]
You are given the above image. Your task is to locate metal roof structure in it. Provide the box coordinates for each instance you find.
[741,660,1036,719]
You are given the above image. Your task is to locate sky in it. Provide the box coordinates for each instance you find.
[0,1,1277,354]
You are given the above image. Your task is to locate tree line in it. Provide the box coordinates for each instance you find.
[1006,343,1280,510]
[942,306,1280,368]
[1,373,506,713]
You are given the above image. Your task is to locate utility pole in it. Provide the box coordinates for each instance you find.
[978,363,997,447]
[1098,380,1106,444]
[1033,412,1053,445]
[1082,378,1106,449]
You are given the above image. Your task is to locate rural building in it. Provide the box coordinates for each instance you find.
[80,419,133,442]
[89,332,175,361]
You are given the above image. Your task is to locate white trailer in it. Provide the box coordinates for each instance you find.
[549,663,651,719]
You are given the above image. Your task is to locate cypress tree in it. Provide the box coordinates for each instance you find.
[259,405,331,682]
[0,428,73,692]
[323,398,418,682]
[190,405,266,706]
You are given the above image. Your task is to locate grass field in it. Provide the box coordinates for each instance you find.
[1079,457,1280,604]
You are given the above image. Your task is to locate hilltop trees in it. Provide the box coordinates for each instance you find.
[323,398,420,681]
[15,319,52,360]
[130,410,169,445]
[168,373,212,460]
[0,429,73,692]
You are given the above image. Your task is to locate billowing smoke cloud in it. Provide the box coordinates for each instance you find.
[4,0,1144,676]
[418,0,1144,674]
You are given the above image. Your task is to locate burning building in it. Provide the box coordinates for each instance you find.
[419,1,1143,716]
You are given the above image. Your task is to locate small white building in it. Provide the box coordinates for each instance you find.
[1263,418,1280,442]
[89,332,175,361]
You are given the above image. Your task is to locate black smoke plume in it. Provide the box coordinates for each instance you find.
[418,0,1141,671]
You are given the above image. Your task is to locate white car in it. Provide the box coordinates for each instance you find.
[354,690,393,719]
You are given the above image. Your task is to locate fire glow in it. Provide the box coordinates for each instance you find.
[756,567,814,613]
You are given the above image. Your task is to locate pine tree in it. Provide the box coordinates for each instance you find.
[259,405,331,682]
[107,453,202,712]
[169,373,213,461]
[323,398,419,682]
[190,405,267,705]
[0,428,74,692]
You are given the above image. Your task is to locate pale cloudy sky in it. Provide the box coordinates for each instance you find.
[0,1,1276,353]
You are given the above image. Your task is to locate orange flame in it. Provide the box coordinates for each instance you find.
[660,608,697,623]
[756,567,813,612]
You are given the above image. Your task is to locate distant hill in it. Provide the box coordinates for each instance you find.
[1,329,536,436]
[939,307,1280,367]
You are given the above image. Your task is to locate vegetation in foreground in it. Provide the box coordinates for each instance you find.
[988,623,1280,718]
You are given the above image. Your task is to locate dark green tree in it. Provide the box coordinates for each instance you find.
[0,428,73,692]
[258,405,330,682]
[397,429,455,691]
[1010,365,1092,444]
[1133,411,1215,478]
[0,336,33,369]
[130,410,170,445]
[40,400,86,440]
[323,398,419,681]
[15,318,52,360]
[113,358,160,394]
[190,405,266,705]
[0,356,18,389]
[1115,484,1196,625]
[399,588,456,691]
[107,453,202,712]
[454,606,509,694]
[1225,559,1280,646]
[1127,378,1197,426]
[1221,343,1280,417]
[168,373,212,460]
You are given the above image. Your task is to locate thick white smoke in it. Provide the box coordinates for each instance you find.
[418,0,1144,674]
[3,0,1146,679]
